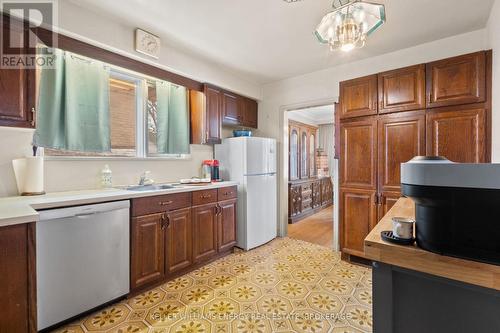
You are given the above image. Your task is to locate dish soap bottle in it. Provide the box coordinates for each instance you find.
[101,164,113,189]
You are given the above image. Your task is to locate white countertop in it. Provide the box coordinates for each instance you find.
[0,181,239,228]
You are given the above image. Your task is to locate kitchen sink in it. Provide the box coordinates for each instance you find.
[123,184,181,191]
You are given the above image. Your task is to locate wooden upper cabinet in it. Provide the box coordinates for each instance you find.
[339,75,378,119]
[131,213,165,290]
[222,92,239,125]
[340,117,377,190]
[242,98,258,128]
[204,85,223,144]
[340,187,377,255]
[378,110,425,193]
[165,208,192,275]
[0,17,35,128]
[426,106,486,163]
[378,65,425,113]
[426,51,486,108]
[192,203,218,263]
[217,199,237,253]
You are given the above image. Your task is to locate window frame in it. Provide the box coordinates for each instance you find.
[42,61,191,161]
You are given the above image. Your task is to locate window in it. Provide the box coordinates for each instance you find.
[40,49,190,159]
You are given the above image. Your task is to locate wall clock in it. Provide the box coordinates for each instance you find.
[135,29,160,59]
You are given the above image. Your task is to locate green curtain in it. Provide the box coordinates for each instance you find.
[156,80,190,154]
[33,49,111,152]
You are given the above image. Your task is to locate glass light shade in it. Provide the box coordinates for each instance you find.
[315,0,385,52]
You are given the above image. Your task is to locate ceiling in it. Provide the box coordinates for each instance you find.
[288,105,335,125]
[68,0,495,84]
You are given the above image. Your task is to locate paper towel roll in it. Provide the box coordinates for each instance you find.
[12,157,44,195]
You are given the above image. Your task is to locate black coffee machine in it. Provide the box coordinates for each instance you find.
[401,156,500,266]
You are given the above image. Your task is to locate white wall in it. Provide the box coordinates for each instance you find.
[487,0,500,162]
[0,0,262,197]
[258,29,490,247]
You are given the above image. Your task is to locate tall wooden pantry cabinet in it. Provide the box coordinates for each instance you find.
[339,51,491,260]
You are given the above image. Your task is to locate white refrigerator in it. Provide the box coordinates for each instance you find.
[215,137,277,250]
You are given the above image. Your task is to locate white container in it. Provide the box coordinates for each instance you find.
[101,164,113,188]
[12,156,45,195]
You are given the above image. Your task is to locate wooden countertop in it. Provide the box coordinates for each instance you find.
[364,197,500,291]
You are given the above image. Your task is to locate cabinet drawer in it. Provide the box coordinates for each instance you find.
[131,192,192,217]
[192,189,218,206]
[218,186,237,201]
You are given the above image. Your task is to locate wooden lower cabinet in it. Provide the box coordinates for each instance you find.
[130,187,238,293]
[165,208,192,275]
[288,177,333,224]
[0,223,36,333]
[131,213,166,290]
[218,199,237,252]
[192,203,218,263]
[340,188,377,257]
[378,191,401,222]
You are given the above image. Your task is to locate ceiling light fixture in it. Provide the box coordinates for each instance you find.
[315,0,386,52]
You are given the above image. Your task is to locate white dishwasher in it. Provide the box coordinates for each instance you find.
[37,200,130,331]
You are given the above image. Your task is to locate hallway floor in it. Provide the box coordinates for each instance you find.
[288,206,334,248]
[54,237,371,333]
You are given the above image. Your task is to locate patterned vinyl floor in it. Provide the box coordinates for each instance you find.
[54,237,372,333]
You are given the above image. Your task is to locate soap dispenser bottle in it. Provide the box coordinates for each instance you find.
[101,164,113,189]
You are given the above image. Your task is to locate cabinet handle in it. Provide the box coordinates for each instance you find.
[205,131,209,143]
[214,205,219,215]
[201,194,211,199]
[160,213,167,229]
[31,107,36,127]
[165,214,170,228]
[159,200,173,206]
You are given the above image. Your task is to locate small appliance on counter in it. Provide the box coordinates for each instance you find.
[202,160,220,181]
[401,156,500,266]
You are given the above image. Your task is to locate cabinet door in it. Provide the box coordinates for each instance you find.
[378,65,425,113]
[289,126,300,180]
[192,203,218,263]
[340,188,377,256]
[288,183,302,218]
[217,199,237,253]
[426,106,486,163]
[300,130,309,179]
[0,18,35,128]
[242,98,258,128]
[0,223,33,333]
[309,132,317,176]
[131,214,165,290]
[204,85,222,144]
[378,111,425,193]
[222,92,240,125]
[378,191,401,222]
[321,177,333,206]
[340,117,377,189]
[339,75,378,119]
[165,208,192,275]
[426,51,486,108]
[312,180,322,208]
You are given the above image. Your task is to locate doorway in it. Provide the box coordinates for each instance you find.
[285,104,337,248]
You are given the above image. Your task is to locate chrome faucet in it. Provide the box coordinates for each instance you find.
[138,171,154,186]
